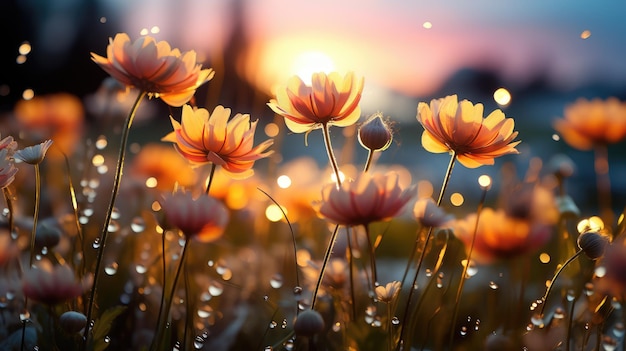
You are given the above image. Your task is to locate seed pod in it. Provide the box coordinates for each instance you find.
[294,309,325,337]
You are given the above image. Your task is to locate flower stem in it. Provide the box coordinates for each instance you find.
[82,91,146,349]
[397,152,456,349]
[321,123,342,187]
[205,163,217,195]
[3,188,14,236]
[539,249,583,317]
[363,149,375,173]
[151,236,191,351]
[28,164,41,267]
[365,224,378,289]
[153,229,167,346]
[594,144,613,230]
[448,187,488,349]
[311,224,340,309]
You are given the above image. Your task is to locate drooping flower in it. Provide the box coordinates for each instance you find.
[452,207,552,263]
[162,104,273,179]
[267,72,364,133]
[14,140,53,165]
[91,33,214,107]
[159,190,229,243]
[315,172,415,227]
[22,259,91,305]
[554,97,626,150]
[417,95,520,168]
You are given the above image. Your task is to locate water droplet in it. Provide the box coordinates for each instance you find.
[281,319,287,328]
[436,272,444,288]
[41,246,48,255]
[602,336,618,351]
[92,238,101,249]
[284,339,294,350]
[566,289,576,301]
[3,291,11,301]
[269,320,277,329]
[131,217,146,233]
[172,341,180,351]
[489,281,499,290]
[613,323,625,337]
[553,307,565,319]
[208,281,223,296]
[20,310,30,321]
[135,264,147,274]
[530,314,544,328]
[584,282,595,296]
[104,336,111,343]
[10,231,18,240]
[293,286,303,296]
[107,220,120,233]
[270,274,283,289]
[391,317,400,325]
[425,269,432,277]
[459,326,468,336]
[197,305,213,319]
[105,262,118,275]
[215,259,228,275]
[474,319,481,331]
[111,208,121,219]
[332,322,341,332]
[264,347,273,351]
[193,336,204,349]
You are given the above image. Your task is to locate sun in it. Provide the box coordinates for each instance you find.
[290,51,336,84]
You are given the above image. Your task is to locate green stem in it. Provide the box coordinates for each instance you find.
[151,237,191,351]
[321,123,342,187]
[397,152,456,350]
[29,164,41,267]
[539,249,583,317]
[82,91,146,349]
[311,224,340,309]
[205,163,217,195]
[448,188,488,349]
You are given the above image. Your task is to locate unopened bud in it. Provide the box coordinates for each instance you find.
[59,311,88,333]
[294,309,325,337]
[358,112,393,152]
[577,231,610,260]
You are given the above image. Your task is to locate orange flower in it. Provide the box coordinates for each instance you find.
[453,208,552,263]
[159,191,229,243]
[417,95,520,168]
[162,105,273,179]
[315,172,415,226]
[22,259,91,305]
[554,97,626,150]
[268,72,364,133]
[91,33,214,107]
[129,143,197,191]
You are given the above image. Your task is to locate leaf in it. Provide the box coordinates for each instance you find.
[91,305,127,351]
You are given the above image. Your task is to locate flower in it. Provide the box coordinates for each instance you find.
[294,309,325,337]
[22,259,91,305]
[417,95,520,168]
[0,149,17,189]
[375,281,401,303]
[452,207,552,263]
[91,33,214,107]
[554,97,626,150]
[59,311,88,334]
[267,72,364,133]
[358,112,393,152]
[162,104,273,179]
[413,197,454,228]
[129,143,197,191]
[14,140,53,165]
[159,191,229,242]
[13,93,83,159]
[315,172,415,226]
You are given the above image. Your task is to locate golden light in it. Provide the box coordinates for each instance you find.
[423,21,433,29]
[22,89,34,100]
[226,184,248,210]
[580,30,591,39]
[493,88,511,106]
[417,180,434,198]
[151,201,161,211]
[277,175,292,189]
[18,42,31,55]
[478,175,492,190]
[539,253,551,264]
[265,123,279,137]
[92,154,105,166]
[265,204,287,222]
[450,193,464,207]
[291,51,336,84]
[145,177,158,188]
[16,55,27,64]
[99,17,107,24]
[552,134,560,141]
[577,216,604,234]
[330,170,346,184]
[150,26,160,34]
[95,135,108,150]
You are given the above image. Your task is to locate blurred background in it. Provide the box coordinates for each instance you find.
[1,0,626,216]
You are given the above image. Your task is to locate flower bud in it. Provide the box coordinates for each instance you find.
[294,309,325,337]
[546,154,576,180]
[59,311,87,333]
[577,231,610,260]
[35,218,62,249]
[358,112,393,152]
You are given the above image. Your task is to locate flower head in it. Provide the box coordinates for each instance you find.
[417,95,520,168]
[22,259,91,305]
[375,281,401,303]
[453,207,552,263]
[0,149,17,189]
[315,172,415,226]
[14,140,53,165]
[358,112,393,152]
[162,105,273,179]
[159,191,229,242]
[91,33,214,107]
[268,72,364,133]
[413,197,454,228]
[554,97,626,150]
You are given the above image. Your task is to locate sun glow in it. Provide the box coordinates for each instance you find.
[291,51,336,84]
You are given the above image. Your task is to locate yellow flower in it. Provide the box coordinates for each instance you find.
[417,95,520,168]
[315,172,415,226]
[268,72,364,133]
[91,33,214,107]
[554,97,626,150]
[162,105,273,179]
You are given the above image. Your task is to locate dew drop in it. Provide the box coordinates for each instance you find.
[104,336,111,343]
[293,286,303,296]
[107,220,120,233]
[197,305,213,319]
[135,264,147,274]
[41,246,48,255]
[489,281,499,290]
[332,322,341,332]
[459,326,468,336]
[105,262,118,276]
[270,274,283,289]
[584,283,595,296]
[566,289,576,301]
[208,281,224,296]
[111,208,121,219]
[20,310,30,321]
[92,238,101,249]
[131,217,146,233]
[269,320,277,329]
[530,314,544,328]
[436,272,444,288]
[613,323,625,337]
[391,317,400,325]
[193,336,204,349]
[264,347,273,351]
[284,339,294,350]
